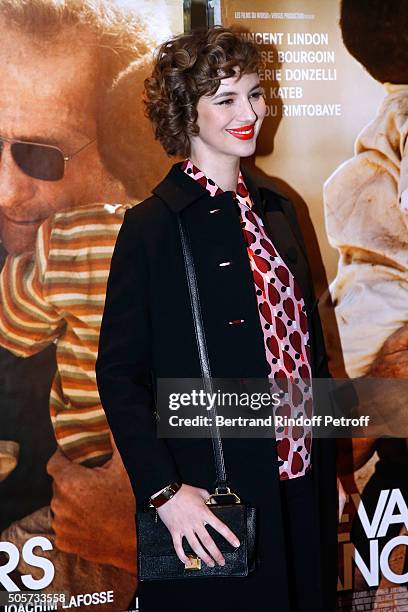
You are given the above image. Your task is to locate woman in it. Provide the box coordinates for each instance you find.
[96,27,337,612]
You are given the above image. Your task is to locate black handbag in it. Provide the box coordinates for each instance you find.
[136,214,258,581]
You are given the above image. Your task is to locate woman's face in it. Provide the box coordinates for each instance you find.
[191,70,266,162]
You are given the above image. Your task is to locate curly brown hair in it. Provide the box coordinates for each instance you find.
[144,26,262,157]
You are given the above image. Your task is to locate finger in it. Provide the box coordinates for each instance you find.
[186,531,215,567]
[207,513,240,548]
[172,533,190,566]
[46,448,70,476]
[47,448,89,481]
[196,525,225,566]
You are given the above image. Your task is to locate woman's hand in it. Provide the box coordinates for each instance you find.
[157,483,240,567]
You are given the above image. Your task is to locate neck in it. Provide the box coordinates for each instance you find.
[189,147,240,192]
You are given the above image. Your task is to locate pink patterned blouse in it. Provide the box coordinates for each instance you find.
[182,160,312,480]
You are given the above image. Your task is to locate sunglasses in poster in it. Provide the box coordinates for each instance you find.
[0,136,96,182]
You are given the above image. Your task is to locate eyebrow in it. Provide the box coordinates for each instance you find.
[17,135,62,147]
[0,130,86,149]
[212,84,261,100]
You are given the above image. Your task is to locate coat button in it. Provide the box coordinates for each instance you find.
[228,319,245,325]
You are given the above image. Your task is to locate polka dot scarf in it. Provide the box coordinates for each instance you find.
[183,160,312,479]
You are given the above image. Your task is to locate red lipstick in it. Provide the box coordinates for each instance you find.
[226,124,255,140]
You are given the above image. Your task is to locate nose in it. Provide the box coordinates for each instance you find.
[0,143,35,212]
[238,96,258,124]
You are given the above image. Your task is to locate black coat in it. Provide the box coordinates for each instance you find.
[96,162,338,612]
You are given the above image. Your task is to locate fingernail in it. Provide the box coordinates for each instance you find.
[219,559,225,566]
[208,561,215,568]
[234,540,240,547]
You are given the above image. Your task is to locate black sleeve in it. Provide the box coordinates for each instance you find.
[96,209,179,506]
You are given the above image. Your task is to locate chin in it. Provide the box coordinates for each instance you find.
[233,142,257,158]
[0,226,37,255]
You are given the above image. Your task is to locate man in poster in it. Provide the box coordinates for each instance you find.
[0,0,170,607]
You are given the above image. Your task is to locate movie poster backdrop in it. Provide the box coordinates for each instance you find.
[0,1,407,611]
[0,1,181,611]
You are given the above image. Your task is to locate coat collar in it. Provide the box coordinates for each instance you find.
[153,162,209,213]
[153,161,268,214]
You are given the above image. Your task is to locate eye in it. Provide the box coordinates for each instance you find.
[217,98,234,106]
[250,91,264,100]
